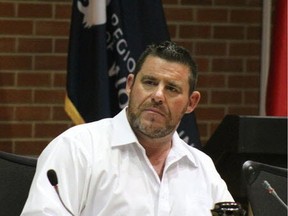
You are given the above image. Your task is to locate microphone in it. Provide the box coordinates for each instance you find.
[47,169,75,216]
[262,180,288,210]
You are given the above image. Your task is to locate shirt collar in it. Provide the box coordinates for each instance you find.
[169,132,198,168]
[110,107,139,147]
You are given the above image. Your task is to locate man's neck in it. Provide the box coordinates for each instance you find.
[137,133,173,179]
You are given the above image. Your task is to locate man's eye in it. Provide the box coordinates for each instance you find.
[167,86,179,93]
[143,80,157,86]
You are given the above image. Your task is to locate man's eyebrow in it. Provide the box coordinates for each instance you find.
[167,79,182,87]
[141,75,157,80]
[167,82,179,87]
[141,75,181,87]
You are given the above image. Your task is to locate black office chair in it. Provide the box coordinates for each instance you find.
[0,151,37,216]
[242,160,288,216]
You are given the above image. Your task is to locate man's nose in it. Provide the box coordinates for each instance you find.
[152,86,165,104]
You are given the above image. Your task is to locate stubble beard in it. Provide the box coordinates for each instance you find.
[128,111,174,138]
[127,103,186,139]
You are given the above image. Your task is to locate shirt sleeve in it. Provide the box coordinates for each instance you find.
[209,158,235,203]
[21,128,92,216]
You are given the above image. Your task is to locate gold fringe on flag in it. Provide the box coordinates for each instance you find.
[64,94,85,125]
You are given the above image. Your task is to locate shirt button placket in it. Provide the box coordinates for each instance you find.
[157,177,170,216]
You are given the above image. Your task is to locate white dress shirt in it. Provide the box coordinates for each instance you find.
[21,108,233,216]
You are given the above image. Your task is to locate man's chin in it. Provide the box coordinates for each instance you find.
[138,122,175,138]
[141,118,166,128]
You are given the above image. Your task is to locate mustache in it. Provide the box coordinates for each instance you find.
[140,102,169,115]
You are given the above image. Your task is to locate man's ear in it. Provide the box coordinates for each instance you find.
[185,91,201,114]
[126,74,135,95]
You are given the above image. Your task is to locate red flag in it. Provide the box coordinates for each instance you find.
[266,0,287,116]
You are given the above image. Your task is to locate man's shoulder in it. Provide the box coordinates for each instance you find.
[70,117,113,131]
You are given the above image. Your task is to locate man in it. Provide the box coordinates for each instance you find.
[21,41,233,216]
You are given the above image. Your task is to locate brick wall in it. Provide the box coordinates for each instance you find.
[165,0,263,143]
[0,0,263,155]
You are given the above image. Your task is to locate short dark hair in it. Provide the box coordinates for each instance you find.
[133,41,198,94]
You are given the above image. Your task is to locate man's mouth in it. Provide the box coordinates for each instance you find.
[143,107,165,117]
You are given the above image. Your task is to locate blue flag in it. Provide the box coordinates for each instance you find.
[65,0,201,148]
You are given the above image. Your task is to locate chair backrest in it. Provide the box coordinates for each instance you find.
[0,151,37,216]
[242,160,287,216]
